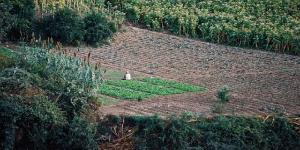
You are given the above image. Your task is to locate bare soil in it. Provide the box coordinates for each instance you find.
[67,25,300,117]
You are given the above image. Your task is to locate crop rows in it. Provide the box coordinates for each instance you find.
[142,78,205,92]
[111,0,300,54]
[99,78,205,100]
[99,84,154,100]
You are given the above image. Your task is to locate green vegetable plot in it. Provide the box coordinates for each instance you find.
[106,80,185,95]
[99,84,154,100]
[142,78,205,92]
[99,78,205,100]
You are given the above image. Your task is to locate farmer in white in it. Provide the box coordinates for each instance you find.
[123,71,131,80]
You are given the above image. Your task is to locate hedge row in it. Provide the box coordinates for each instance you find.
[0,0,119,46]
[36,8,117,46]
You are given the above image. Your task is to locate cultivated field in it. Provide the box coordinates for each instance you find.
[70,25,300,116]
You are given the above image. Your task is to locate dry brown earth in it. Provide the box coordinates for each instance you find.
[68,25,300,117]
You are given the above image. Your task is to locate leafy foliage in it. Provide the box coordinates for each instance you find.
[99,84,154,100]
[0,0,35,41]
[142,78,205,92]
[0,0,14,41]
[99,114,300,150]
[19,46,102,120]
[47,8,84,45]
[217,85,230,102]
[0,46,101,149]
[84,12,117,46]
[1,0,123,46]
[0,46,16,69]
[112,0,300,54]
[48,116,98,150]
[99,79,204,100]
[106,80,185,95]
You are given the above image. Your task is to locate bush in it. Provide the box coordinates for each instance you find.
[47,8,85,45]
[6,0,35,41]
[84,12,117,46]
[0,95,66,150]
[0,46,100,149]
[0,0,14,41]
[48,116,98,150]
[0,47,16,70]
[217,85,230,102]
[0,0,35,41]
[99,115,300,150]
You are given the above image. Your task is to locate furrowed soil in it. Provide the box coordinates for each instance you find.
[67,25,300,117]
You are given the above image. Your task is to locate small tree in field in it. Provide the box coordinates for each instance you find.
[217,85,230,102]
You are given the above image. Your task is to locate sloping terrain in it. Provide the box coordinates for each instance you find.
[69,25,300,116]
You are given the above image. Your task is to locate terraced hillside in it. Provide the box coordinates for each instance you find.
[68,25,300,116]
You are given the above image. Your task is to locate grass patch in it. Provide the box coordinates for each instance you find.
[95,94,120,106]
[0,46,16,58]
[142,78,205,92]
[98,84,154,100]
[0,46,16,69]
[106,80,185,95]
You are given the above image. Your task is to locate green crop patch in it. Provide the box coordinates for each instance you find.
[98,78,205,101]
[99,84,154,100]
[106,80,185,95]
[142,78,206,92]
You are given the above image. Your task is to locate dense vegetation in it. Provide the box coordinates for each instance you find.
[99,114,300,150]
[0,0,123,46]
[0,46,102,149]
[109,0,300,54]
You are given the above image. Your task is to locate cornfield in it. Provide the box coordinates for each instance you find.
[112,0,300,54]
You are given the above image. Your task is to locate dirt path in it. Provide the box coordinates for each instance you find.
[69,25,300,116]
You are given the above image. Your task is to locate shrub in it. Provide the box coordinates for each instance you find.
[6,0,35,41]
[0,0,35,41]
[0,95,66,150]
[99,115,300,150]
[0,0,15,41]
[48,116,98,150]
[0,47,16,70]
[84,12,117,46]
[217,85,230,102]
[19,46,102,120]
[0,46,100,149]
[48,8,85,45]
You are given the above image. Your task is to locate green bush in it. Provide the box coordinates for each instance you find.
[217,85,230,102]
[0,47,16,70]
[0,95,66,150]
[84,12,117,46]
[6,0,35,41]
[0,0,14,41]
[0,0,35,41]
[48,8,85,45]
[99,115,300,150]
[48,116,98,150]
[0,46,100,149]
[18,46,102,120]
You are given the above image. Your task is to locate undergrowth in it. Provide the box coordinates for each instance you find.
[99,114,300,150]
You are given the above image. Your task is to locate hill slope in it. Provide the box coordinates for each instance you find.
[69,25,300,116]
